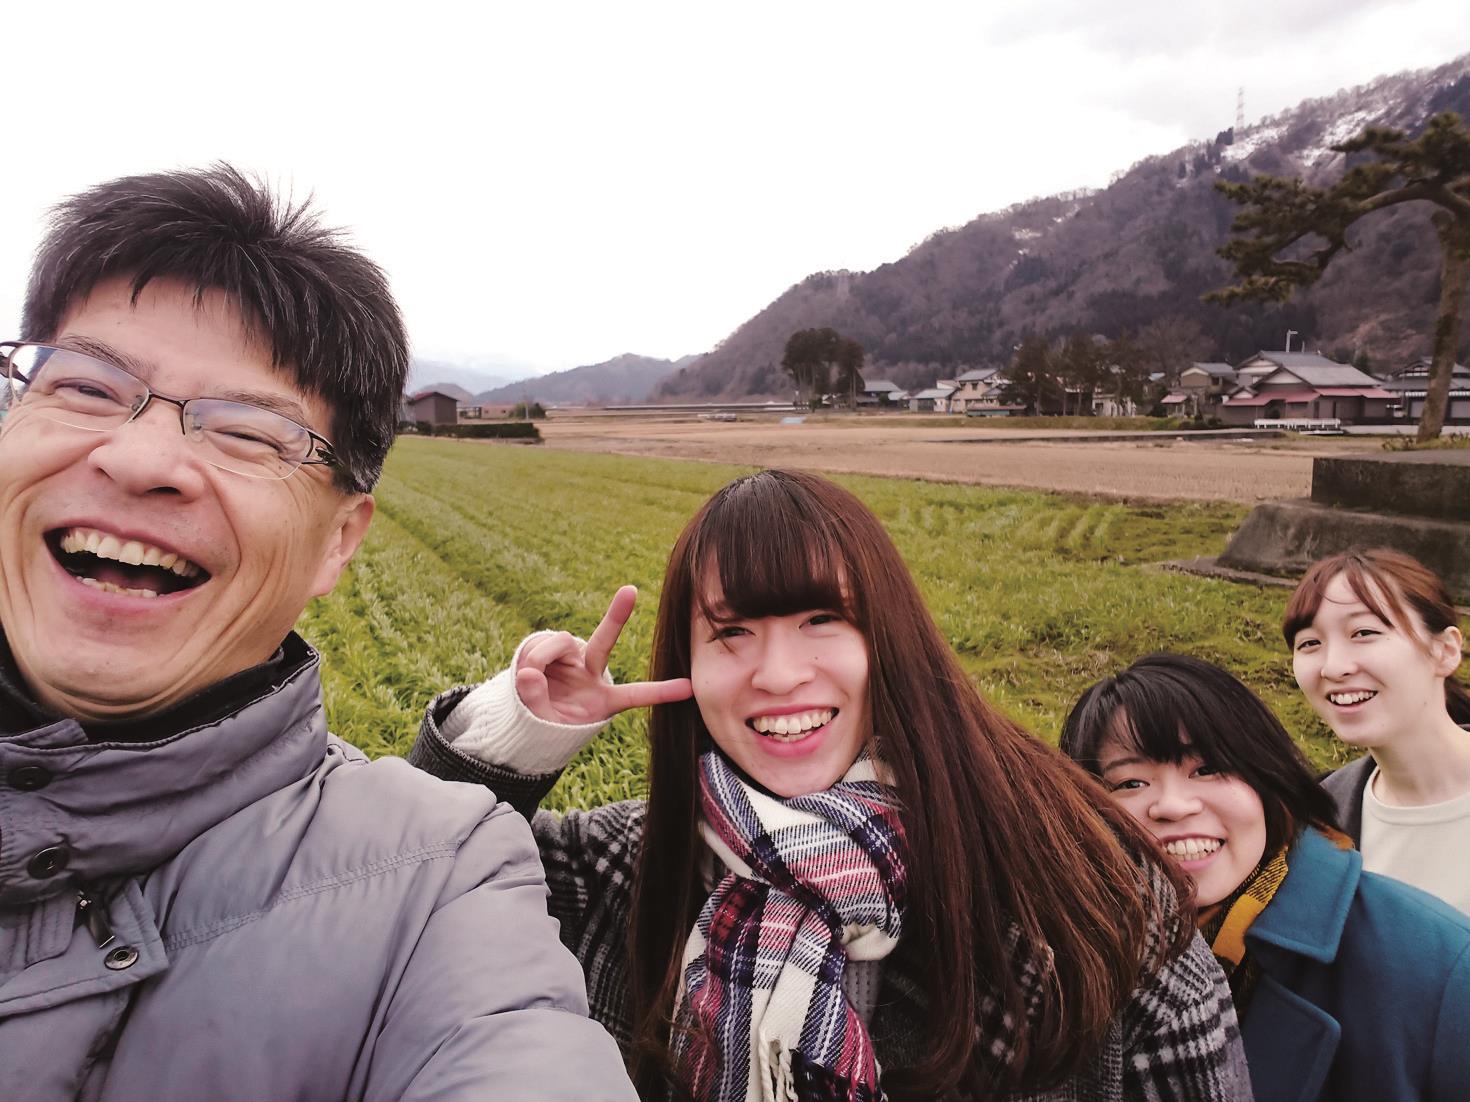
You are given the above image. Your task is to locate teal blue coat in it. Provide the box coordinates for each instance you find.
[1242,827,1470,1102]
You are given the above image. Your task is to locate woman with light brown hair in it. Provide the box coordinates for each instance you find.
[412,469,1250,1100]
[1285,548,1470,915]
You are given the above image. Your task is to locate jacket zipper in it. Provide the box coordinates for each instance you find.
[76,887,117,949]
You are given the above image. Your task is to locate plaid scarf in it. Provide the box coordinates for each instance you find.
[671,749,907,1102]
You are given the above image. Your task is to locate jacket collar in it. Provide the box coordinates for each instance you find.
[0,633,328,908]
[1246,827,1360,965]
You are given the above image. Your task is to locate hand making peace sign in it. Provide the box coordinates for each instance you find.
[514,585,693,724]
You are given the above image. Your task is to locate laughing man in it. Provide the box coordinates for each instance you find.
[0,166,634,1100]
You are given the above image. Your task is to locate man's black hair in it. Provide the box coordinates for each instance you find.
[22,164,407,493]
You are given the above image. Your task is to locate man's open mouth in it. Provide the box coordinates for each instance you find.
[48,526,209,599]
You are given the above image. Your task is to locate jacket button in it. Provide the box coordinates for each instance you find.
[104,945,139,971]
[28,846,70,878]
[9,765,53,790]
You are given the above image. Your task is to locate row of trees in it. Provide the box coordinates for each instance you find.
[781,328,865,408]
[999,332,1170,415]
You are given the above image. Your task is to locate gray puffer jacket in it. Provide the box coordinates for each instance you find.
[0,635,634,1101]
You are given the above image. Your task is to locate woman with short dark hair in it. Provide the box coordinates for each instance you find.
[1062,653,1470,1102]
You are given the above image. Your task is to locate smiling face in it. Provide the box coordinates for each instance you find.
[1098,734,1268,907]
[0,277,372,721]
[1291,573,1463,752]
[690,593,870,798]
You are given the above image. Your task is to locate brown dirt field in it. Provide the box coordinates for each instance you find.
[538,415,1386,503]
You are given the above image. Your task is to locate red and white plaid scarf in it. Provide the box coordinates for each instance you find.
[671,749,908,1101]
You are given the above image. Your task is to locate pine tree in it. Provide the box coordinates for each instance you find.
[1209,111,1470,440]
[1056,333,1106,415]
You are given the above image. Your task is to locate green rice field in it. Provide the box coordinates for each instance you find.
[298,436,1349,810]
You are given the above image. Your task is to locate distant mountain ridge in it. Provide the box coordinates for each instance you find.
[658,53,1470,401]
[407,359,513,398]
[475,353,698,405]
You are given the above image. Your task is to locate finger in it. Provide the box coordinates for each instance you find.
[606,677,694,713]
[585,585,638,677]
[514,665,557,721]
[517,632,584,673]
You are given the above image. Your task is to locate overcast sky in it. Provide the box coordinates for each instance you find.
[3,1,1466,379]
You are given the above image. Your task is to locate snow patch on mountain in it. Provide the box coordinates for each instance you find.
[1221,124,1285,164]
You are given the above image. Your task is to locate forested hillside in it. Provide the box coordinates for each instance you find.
[659,54,1470,400]
[476,352,697,405]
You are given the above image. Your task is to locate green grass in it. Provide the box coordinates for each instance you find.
[297,437,1350,810]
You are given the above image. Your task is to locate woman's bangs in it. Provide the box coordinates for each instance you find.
[1338,562,1414,634]
[1112,677,1237,777]
[1108,697,1192,767]
[1284,553,1415,643]
[694,527,850,623]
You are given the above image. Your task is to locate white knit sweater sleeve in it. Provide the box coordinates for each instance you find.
[438,632,611,774]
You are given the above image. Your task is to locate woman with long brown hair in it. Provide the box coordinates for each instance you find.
[411,469,1249,1100]
[1285,548,1470,915]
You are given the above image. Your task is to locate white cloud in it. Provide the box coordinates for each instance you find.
[1,0,1466,370]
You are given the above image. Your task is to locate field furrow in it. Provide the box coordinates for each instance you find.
[296,438,1345,809]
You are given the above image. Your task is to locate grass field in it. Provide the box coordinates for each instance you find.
[298,436,1351,810]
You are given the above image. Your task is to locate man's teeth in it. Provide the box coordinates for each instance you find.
[1163,838,1223,859]
[59,527,201,578]
[751,709,834,740]
[1328,690,1377,706]
[76,577,160,599]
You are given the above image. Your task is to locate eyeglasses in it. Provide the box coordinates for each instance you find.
[0,341,339,481]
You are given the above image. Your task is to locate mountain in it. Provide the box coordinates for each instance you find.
[406,358,515,397]
[658,54,1470,401]
[474,353,698,406]
[411,381,475,402]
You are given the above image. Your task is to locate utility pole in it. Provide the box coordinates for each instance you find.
[1285,329,1297,353]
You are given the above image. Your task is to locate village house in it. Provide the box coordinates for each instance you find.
[1171,362,1239,417]
[856,378,906,407]
[1378,357,1470,424]
[459,403,518,419]
[1231,350,1350,390]
[1219,357,1394,426]
[908,380,958,412]
[947,368,1003,413]
[408,389,460,427]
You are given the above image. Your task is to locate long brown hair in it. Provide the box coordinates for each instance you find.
[627,470,1191,1099]
[1283,549,1470,725]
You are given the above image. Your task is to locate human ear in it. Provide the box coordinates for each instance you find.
[309,493,375,598]
[1431,625,1465,680]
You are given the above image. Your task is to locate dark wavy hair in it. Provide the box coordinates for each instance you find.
[22,164,407,493]
[1060,653,1338,857]
[1283,548,1470,725]
[627,469,1191,1099]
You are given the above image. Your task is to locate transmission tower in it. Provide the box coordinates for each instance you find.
[1236,87,1245,132]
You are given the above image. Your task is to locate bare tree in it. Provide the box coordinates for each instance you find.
[1133,317,1210,389]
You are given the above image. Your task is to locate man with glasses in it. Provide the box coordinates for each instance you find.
[0,167,635,1100]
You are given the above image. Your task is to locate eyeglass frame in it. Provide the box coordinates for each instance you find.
[0,340,341,478]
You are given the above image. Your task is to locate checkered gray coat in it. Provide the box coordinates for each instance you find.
[411,688,1253,1102]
